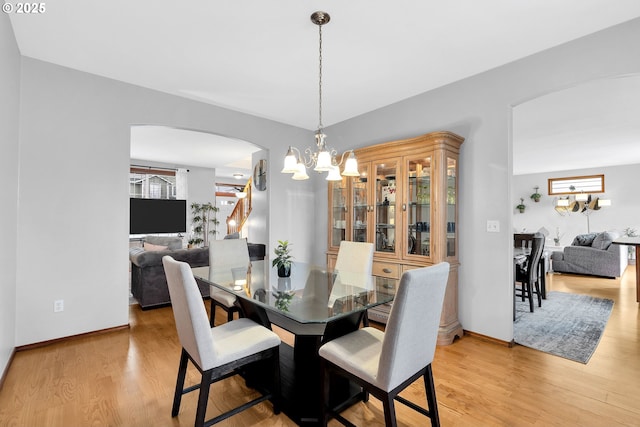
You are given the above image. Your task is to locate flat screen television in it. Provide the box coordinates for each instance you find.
[130,198,187,234]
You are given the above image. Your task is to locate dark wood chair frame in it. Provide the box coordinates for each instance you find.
[172,345,280,427]
[321,358,440,427]
[514,235,545,315]
[209,298,242,327]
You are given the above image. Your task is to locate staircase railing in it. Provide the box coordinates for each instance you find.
[226,178,252,235]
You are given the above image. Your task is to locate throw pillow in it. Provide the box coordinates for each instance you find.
[144,242,168,251]
[591,232,615,250]
[145,235,183,250]
[572,233,598,246]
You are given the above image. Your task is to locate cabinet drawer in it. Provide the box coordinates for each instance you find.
[373,262,400,279]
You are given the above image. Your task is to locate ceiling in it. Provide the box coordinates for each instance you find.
[130,126,258,180]
[9,1,640,175]
[513,75,640,175]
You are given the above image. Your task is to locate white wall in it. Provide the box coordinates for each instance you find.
[0,13,20,374]
[513,164,640,243]
[186,167,217,244]
[15,56,311,347]
[323,18,640,341]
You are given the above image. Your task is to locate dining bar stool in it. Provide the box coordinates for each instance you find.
[163,256,281,427]
[319,262,450,427]
[208,238,250,326]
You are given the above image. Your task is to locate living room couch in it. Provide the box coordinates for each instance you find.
[129,236,266,309]
[551,231,627,278]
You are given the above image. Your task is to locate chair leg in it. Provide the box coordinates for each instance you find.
[423,364,441,427]
[320,360,331,426]
[526,282,534,312]
[195,369,213,427]
[382,393,398,427]
[272,348,281,415]
[362,310,370,327]
[209,300,217,327]
[172,349,189,417]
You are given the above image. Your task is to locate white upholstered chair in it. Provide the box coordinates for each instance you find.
[208,238,250,326]
[334,241,374,325]
[162,256,281,427]
[319,262,450,427]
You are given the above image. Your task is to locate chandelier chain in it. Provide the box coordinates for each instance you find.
[318,24,323,131]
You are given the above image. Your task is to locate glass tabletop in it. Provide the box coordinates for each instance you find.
[193,260,394,324]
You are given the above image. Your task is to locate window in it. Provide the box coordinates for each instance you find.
[130,167,179,199]
[547,174,604,196]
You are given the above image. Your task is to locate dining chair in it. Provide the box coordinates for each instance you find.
[162,256,281,427]
[514,233,545,314]
[334,241,374,326]
[514,232,547,299]
[319,262,450,427]
[514,233,535,250]
[208,238,250,326]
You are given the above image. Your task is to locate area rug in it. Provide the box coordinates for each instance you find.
[514,291,613,364]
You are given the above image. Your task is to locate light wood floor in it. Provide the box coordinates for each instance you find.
[1,268,639,426]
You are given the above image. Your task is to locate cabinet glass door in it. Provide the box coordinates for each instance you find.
[329,176,348,249]
[407,156,432,258]
[351,164,369,243]
[446,156,457,258]
[374,160,398,254]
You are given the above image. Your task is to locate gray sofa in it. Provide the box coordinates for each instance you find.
[129,236,267,309]
[551,231,628,278]
[129,236,209,309]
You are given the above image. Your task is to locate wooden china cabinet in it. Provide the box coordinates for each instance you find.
[327,131,464,345]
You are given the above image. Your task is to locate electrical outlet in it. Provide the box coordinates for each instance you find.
[54,299,64,313]
[486,220,500,233]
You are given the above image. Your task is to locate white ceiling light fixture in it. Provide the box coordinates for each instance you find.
[232,173,244,179]
[281,11,359,182]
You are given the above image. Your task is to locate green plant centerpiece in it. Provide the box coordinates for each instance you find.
[272,290,294,311]
[530,186,542,203]
[272,240,293,277]
[188,202,219,247]
[516,198,526,213]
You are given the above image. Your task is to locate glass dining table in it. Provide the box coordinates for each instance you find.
[192,260,394,426]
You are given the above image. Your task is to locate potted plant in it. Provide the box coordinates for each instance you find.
[530,186,542,203]
[553,227,564,245]
[188,202,219,247]
[272,240,293,277]
[272,290,294,311]
[516,198,526,213]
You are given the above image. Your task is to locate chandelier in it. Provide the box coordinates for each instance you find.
[281,11,359,181]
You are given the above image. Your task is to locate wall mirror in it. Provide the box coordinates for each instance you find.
[547,174,604,195]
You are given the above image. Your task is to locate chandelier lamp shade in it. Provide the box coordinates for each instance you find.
[281,11,360,181]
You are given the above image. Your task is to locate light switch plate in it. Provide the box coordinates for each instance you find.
[487,220,500,233]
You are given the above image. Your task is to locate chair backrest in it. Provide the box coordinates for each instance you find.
[514,233,535,249]
[162,256,218,370]
[377,262,450,391]
[334,241,374,287]
[208,238,250,284]
[334,241,374,274]
[210,237,250,268]
[526,234,545,283]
